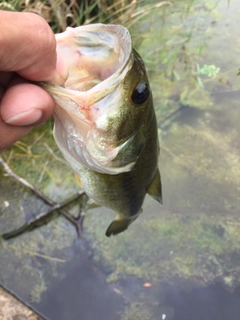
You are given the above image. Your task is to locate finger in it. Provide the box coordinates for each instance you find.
[0,82,55,126]
[0,71,13,88]
[0,11,68,85]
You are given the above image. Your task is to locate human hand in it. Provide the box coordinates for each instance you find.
[0,11,68,153]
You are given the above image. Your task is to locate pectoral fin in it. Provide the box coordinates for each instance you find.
[105,219,129,237]
[147,169,162,204]
[75,174,83,188]
[106,212,141,237]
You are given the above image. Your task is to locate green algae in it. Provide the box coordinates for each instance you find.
[121,303,153,320]
[0,213,77,303]
[85,206,240,286]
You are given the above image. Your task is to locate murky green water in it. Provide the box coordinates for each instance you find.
[1,0,240,319]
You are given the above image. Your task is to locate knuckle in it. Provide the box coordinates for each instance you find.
[28,13,56,56]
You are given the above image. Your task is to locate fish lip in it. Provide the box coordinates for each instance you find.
[44,24,133,110]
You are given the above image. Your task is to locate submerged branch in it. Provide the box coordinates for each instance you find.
[0,157,85,239]
[23,249,66,263]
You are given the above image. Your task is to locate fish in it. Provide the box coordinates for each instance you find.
[42,24,162,237]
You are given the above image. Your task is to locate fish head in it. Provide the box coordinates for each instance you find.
[43,24,154,175]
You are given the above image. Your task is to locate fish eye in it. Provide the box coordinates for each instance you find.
[131,81,150,105]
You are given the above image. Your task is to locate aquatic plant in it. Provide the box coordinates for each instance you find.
[0,0,169,32]
[197,64,220,77]
[196,63,220,88]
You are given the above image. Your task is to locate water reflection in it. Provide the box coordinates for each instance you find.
[164,283,240,320]
[37,240,124,320]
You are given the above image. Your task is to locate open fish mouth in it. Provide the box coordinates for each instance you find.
[42,24,137,174]
[44,24,132,123]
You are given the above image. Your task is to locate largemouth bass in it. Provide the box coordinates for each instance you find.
[43,24,162,237]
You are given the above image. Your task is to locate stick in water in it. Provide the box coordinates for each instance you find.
[0,157,86,239]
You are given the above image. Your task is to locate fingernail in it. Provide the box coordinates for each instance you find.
[5,108,43,126]
[52,53,69,85]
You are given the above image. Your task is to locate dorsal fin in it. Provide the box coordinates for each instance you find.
[147,169,162,204]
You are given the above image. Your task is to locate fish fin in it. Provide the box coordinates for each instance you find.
[105,219,129,237]
[106,212,141,237]
[86,198,101,210]
[75,174,83,188]
[147,169,162,204]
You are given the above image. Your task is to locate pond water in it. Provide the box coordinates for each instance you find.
[1,0,240,319]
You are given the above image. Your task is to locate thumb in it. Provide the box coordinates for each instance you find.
[0,11,68,85]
